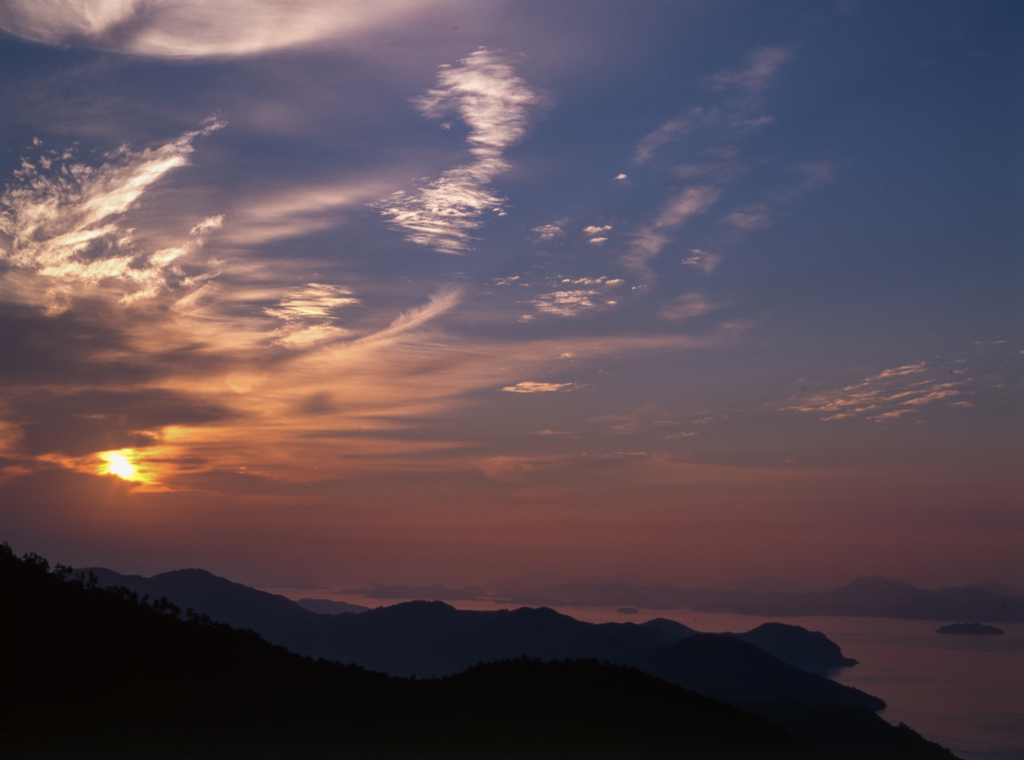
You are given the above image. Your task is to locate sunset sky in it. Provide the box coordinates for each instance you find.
[0,0,1020,591]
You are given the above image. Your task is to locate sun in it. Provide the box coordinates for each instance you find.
[103,451,136,480]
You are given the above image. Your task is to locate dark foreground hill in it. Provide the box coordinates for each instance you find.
[729,622,858,674]
[1,546,961,760]
[640,635,882,709]
[0,545,817,759]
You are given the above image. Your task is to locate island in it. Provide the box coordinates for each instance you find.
[936,622,1005,635]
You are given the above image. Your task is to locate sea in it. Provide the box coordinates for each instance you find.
[272,590,1024,760]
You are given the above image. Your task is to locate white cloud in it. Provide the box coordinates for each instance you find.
[0,0,460,58]
[659,292,721,320]
[532,277,622,317]
[559,276,621,286]
[502,381,577,393]
[414,50,537,156]
[265,283,359,322]
[681,248,722,275]
[532,221,566,241]
[623,186,721,275]
[0,120,224,313]
[532,290,605,317]
[376,49,538,254]
[583,224,611,245]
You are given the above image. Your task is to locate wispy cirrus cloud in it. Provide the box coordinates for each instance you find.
[784,362,974,422]
[0,120,224,314]
[659,292,722,320]
[624,47,797,280]
[795,161,836,189]
[531,277,623,317]
[532,290,609,317]
[705,46,792,98]
[376,49,538,254]
[681,248,722,275]
[726,204,772,230]
[622,186,721,275]
[0,0,461,58]
[632,49,789,170]
[502,381,577,393]
[633,108,717,165]
[265,283,360,350]
[221,179,392,247]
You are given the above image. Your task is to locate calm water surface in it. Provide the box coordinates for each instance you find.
[277,590,1024,760]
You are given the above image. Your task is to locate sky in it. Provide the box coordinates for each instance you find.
[0,0,1020,591]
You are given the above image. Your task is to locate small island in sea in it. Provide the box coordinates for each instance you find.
[936,623,1005,635]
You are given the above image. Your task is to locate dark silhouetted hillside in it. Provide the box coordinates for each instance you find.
[731,622,858,674]
[84,567,860,681]
[639,616,699,644]
[1,544,823,759]
[745,701,961,760]
[640,635,884,709]
[2,546,966,760]
[84,566,317,633]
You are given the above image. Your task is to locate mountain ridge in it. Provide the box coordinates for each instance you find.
[337,575,1024,621]
[5,546,962,760]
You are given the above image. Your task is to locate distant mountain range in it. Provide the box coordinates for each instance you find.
[296,597,370,614]
[3,547,818,759]
[85,566,861,683]
[344,575,1024,622]
[7,547,961,760]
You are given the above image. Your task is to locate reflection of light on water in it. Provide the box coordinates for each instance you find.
[103,451,136,480]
